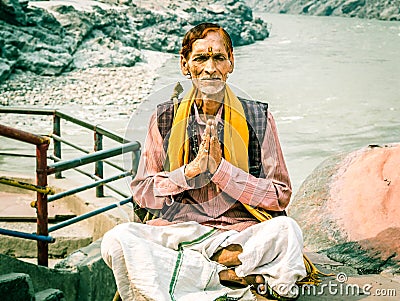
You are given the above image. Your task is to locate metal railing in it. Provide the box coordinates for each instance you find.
[0,108,141,266]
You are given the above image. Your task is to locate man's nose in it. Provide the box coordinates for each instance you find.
[204,58,216,75]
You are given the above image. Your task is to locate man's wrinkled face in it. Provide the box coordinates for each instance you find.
[181,31,234,96]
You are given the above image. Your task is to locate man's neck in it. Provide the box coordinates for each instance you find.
[196,89,224,117]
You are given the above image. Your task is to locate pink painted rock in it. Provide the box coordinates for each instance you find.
[290,143,400,273]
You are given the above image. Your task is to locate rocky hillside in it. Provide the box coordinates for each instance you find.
[249,0,400,21]
[0,0,270,83]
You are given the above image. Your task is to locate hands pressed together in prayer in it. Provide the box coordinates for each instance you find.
[184,119,222,179]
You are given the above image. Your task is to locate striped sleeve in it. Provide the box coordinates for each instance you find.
[211,111,292,211]
[130,112,192,209]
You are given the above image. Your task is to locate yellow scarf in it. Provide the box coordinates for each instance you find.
[167,84,249,171]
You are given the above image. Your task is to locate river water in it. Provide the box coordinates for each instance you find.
[151,13,400,193]
[1,13,399,196]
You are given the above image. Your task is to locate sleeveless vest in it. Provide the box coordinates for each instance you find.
[156,97,268,177]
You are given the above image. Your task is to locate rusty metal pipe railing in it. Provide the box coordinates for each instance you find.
[50,134,125,172]
[51,133,88,153]
[0,123,50,145]
[47,171,132,203]
[47,141,140,175]
[0,152,36,158]
[0,123,51,266]
[94,131,104,197]
[54,111,129,143]
[48,154,130,199]
[0,109,140,267]
[48,197,133,233]
[0,176,55,195]
[0,107,54,115]
[0,228,55,243]
[0,108,130,143]
[53,114,62,178]
[36,142,49,266]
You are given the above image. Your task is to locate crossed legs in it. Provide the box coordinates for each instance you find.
[102,217,306,300]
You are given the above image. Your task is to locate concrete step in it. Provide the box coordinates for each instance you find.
[0,272,34,301]
[0,190,93,259]
[35,288,65,301]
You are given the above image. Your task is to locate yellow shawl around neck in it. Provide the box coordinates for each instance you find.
[167,84,249,171]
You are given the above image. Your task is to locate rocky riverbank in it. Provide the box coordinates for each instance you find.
[0,50,170,126]
[249,0,400,21]
[0,0,270,85]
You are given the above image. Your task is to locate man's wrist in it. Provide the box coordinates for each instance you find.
[169,165,193,190]
[209,158,228,181]
[208,161,222,178]
[183,165,191,178]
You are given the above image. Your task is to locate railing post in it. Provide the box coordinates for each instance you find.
[94,130,104,197]
[53,113,62,178]
[36,142,49,267]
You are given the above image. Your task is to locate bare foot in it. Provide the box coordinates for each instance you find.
[219,269,248,287]
[219,269,264,288]
[211,244,243,267]
[244,274,265,286]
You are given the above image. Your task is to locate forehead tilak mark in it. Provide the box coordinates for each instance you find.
[207,47,213,57]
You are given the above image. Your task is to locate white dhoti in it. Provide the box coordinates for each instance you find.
[101,216,306,301]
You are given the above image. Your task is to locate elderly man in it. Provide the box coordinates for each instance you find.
[101,23,306,301]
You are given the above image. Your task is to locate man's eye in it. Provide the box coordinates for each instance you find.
[214,55,226,61]
[193,56,208,62]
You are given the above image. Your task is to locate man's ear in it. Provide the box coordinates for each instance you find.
[229,53,235,73]
[180,55,189,76]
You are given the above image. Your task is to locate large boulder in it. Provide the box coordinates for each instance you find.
[290,143,400,274]
[0,2,73,81]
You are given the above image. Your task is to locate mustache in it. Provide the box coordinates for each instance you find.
[199,77,222,80]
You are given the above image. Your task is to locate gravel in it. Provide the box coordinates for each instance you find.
[0,50,173,130]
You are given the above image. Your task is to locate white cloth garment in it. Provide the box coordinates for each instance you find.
[101,217,306,301]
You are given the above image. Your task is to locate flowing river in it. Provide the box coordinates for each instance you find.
[1,13,399,196]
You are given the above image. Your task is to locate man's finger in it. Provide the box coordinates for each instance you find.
[199,128,210,155]
[210,123,218,139]
[205,122,211,137]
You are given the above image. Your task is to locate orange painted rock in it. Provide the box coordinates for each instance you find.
[290,143,400,274]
